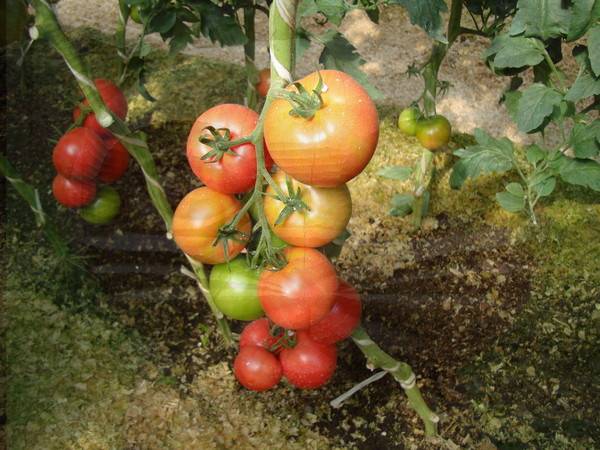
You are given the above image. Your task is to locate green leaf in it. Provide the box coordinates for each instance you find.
[565,68,600,102]
[509,0,570,40]
[192,3,247,47]
[516,83,563,133]
[486,35,545,68]
[387,0,448,42]
[318,31,382,100]
[588,24,600,77]
[168,21,193,55]
[377,166,412,181]
[315,0,348,25]
[569,121,600,158]
[389,193,414,217]
[295,28,311,61]
[526,145,546,164]
[503,90,521,123]
[496,188,526,212]
[450,129,515,189]
[558,157,600,191]
[567,0,596,41]
[149,9,177,34]
[506,182,524,196]
[532,176,556,197]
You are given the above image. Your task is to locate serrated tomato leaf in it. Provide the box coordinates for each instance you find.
[516,83,563,133]
[509,0,570,40]
[496,189,525,212]
[191,2,247,47]
[485,35,545,68]
[569,121,600,158]
[588,24,600,77]
[558,157,600,191]
[567,0,596,41]
[387,0,447,42]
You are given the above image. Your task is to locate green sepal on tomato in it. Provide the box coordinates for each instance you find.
[239,318,284,352]
[79,186,121,225]
[415,115,451,150]
[210,256,263,321]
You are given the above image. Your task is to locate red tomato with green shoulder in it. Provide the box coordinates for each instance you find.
[256,69,270,98]
[264,70,379,187]
[258,247,338,330]
[79,186,121,224]
[98,138,129,183]
[172,187,251,265]
[210,256,263,321]
[307,280,361,344]
[280,331,337,389]
[52,174,96,208]
[186,104,272,194]
[263,170,352,248]
[53,127,106,181]
[239,318,284,352]
[234,346,282,391]
[415,115,451,150]
[73,79,128,140]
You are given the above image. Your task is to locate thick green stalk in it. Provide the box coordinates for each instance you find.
[30,0,233,346]
[243,7,258,110]
[352,326,439,436]
[411,149,434,228]
[268,0,297,88]
[0,154,70,259]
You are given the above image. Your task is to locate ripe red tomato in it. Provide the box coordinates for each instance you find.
[52,174,96,208]
[415,115,451,150]
[73,79,128,140]
[280,331,337,389]
[186,104,272,194]
[97,138,130,183]
[307,280,362,344]
[239,318,283,352]
[52,127,106,181]
[233,346,282,391]
[256,69,270,98]
[258,247,338,330]
[172,187,251,264]
[264,70,379,187]
[263,170,352,248]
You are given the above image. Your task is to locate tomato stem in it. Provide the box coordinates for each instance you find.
[411,149,434,228]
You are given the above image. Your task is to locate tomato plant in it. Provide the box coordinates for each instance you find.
[264,70,379,187]
[308,280,361,344]
[186,104,272,194]
[415,115,451,151]
[52,127,106,181]
[209,256,263,321]
[97,138,130,184]
[52,174,96,208]
[1,0,28,47]
[279,331,337,389]
[258,247,338,330]
[79,186,121,224]
[233,346,282,392]
[263,170,352,248]
[73,79,128,140]
[172,187,251,264]
[239,318,283,351]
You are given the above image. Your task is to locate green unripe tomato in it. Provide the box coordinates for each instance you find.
[397,107,419,136]
[210,256,263,321]
[79,186,121,224]
[130,6,143,24]
[415,115,451,150]
[1,0,28,47]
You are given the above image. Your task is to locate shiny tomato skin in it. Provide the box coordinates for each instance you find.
[280,331,337,389]
[186,104,272,194]
[52,174,96,208]
[264,70,379,187]
[210,256,263,321]
[256,69,270,98]
[53,127,106,181]
[307,280,362,344]
[73,79,128,140]
[79,186,121,225]
[234,346,282,391]
[264,170,351,248]
[172,187,251,265]
[97,138,130,183]
[415,115,451,150]
[239,318,283,352]
[258,247,338,330]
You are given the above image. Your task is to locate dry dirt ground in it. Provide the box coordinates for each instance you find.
[54,0,529,143]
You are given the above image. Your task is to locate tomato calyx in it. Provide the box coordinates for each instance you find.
[271,176,311,226]
[268,327,296,353]
[213,224,250,262]
[280,74,326,119]
[199,126,247,163]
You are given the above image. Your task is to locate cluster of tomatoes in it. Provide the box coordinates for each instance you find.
[397,107,451,150]
[172,69,379,391]
[51,79,129,224]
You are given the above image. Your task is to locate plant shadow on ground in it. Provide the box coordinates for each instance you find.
[3,28,600,449]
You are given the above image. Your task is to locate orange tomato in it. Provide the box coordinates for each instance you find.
[256,68,270,97]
